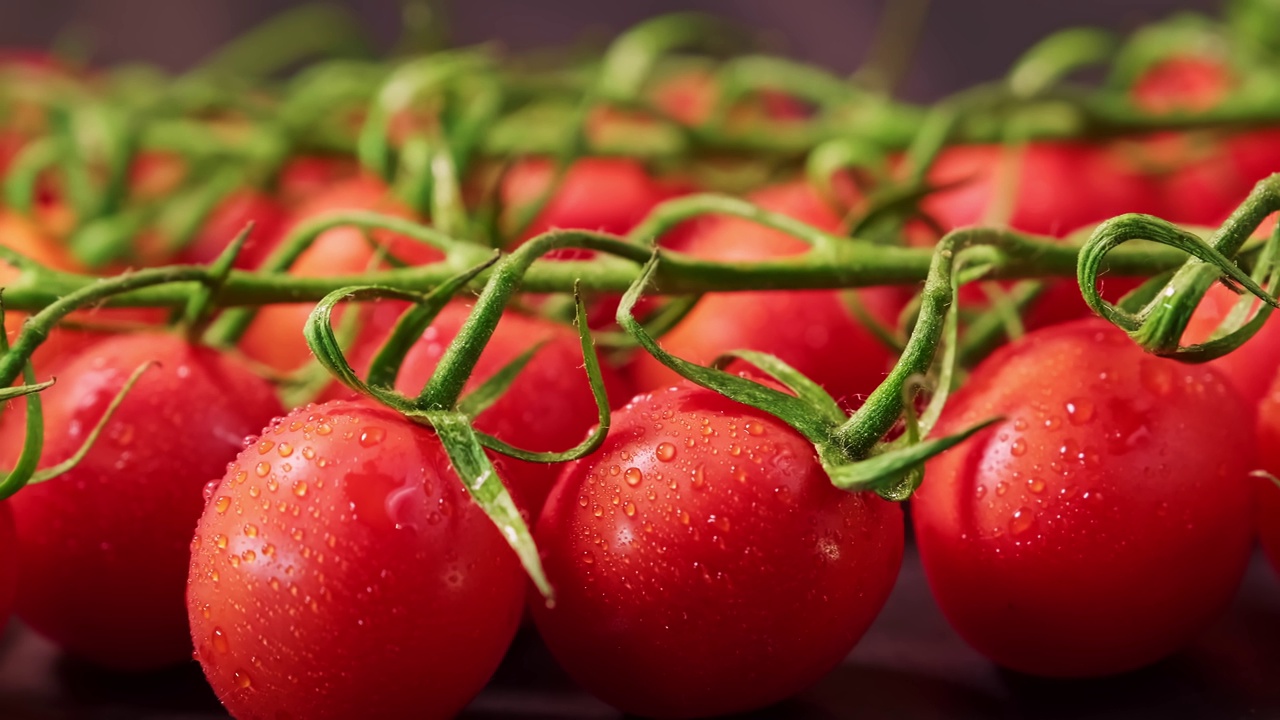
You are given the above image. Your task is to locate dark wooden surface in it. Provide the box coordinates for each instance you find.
[0,543,1276,720]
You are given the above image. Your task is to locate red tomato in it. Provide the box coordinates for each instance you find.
[629,179,905,405]
[923,141,1160,238]
[532,380,903,718]
[277,155,359,208]
[240,176,440,373]
[0,332,282,670]
[173,190,287,269]
[336,302,629,517]
[500,157,683,246]
[188,399,524,720]
[1227,128,1280,189]
[1179,282,1280,401]
[0,503,15,626]
[649,69,807,127]
[1258,372,1280,575]
[1131,56,1232,114]
[913,318,1256,677]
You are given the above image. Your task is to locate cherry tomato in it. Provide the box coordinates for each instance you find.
[336,302,629,517]
[240,176,440,373]
[648,69,807,127]
[0,332,282,670]
[1257,371,1280,575]
[0,502,15,626]
[174,190,287,269]
[188,398,524,720]
[532,380,904,718]
[277,155,360,208]
[629,179,905,405]
[1131,56,1232,114]
[1178,282,1280,401]
[913,318,1256,677]
[500,157,684,247]
[924,141,1160,238]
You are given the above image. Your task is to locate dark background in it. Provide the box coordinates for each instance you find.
[0,0,1222,100]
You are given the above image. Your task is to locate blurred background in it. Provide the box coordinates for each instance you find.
[0,0,1221,100]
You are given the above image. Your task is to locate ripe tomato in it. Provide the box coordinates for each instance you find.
[277,155,359,208]
[336,302,629,517]
[1257,372,1280,575]
[188,399,524,720]
[648,69,807,127]
[913,318,1256,677]
[532,380,904,718]
[240,176,440,373]
[0,332,282,670]
[1179,282,1280,401]
[174,190,287,269]
[923,141,1160,238]
[0,502,15,626]
[500,157,684,246]
[629,179,904,405]
[1131,56,1232,114]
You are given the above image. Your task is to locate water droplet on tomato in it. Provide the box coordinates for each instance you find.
[316,422,332,436]
[214,495,231,514]
[1010,438,1027,457]
[359,427,385,447]
[995,481,1009,497]
[1139,359,1175,397]
[1027,477,1045,494]
[691,465,706,490]
[255,462,270,478]
[745,422,764,436]
[655,442,676,462]
[277,443,294,457]
[292,481,308,498]
[1009,507,1036,536]
[975,485,987,499]
[623,502,636,517]
[577,495,589,508]
[211,627,229,653]
[624,467,643,486]
[244,524,259,538]
[1065,398,1095,425]
[592,504,603,518]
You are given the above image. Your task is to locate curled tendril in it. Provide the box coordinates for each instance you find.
[1078,174,1280,359]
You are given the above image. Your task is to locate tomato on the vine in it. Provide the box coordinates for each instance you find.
[188,398,524,720]
[173,190,287,269]
[240,176,440,372]
[1131,56,1233,114]
[629,179,905,405]
[913,318,1256,677]
[1179,282,1280,401]
[334,301,629,517]
[0,332,282,670]
[532,379,904,718]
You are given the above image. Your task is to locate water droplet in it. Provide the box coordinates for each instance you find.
[623,502,636,517]
[277,443,294,457]
[678,509,691,526]
[592,504,603,518]
[745,422,764,436]
[244,524,259,538]
[292,481,309,498]
[710,514,730,532]
[609,465,621,476]
[1027,478,1045,494]
[655,442,676,462]
[582,551,595,565]
[254,462,271,478]
[257,440,275,455]
[624,467,643,487]
[214,534,228,549]
[995,481,1009,497]
[316,422,332,435]
[1065,398,1095,425]
[211,627,229,653]
[975,485,987,499]
[242,550,257,563]
[577,495,589,508]
[214,496,231,514]
[1010,438,1027,457]
[1009,507,1037,536]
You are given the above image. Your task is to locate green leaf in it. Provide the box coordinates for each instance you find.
[426,411,552,599]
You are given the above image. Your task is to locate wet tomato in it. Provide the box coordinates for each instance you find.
[188,399,524,720]
[532,380,904,718]
[913,319,1256,677]
[0,332,282,670]
[1258,371,1280,575]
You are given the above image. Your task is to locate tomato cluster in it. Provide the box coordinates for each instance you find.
[0,9,1278,720]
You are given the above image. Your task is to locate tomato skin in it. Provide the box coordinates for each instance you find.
[175,190,287,269]
[501,157,682,245]
[240,176,439,373]
[0,503,15,626]
[337,302,629,517]
[188,399,524,720]
[532,381,904,718]
[1131,57,1232,114]
[0,332,282,670]
[1257,372,1280,575]
[629,180,903,405]
[1179,283,1280,401]
[276,155,359,208]
[913,319,1256,677]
